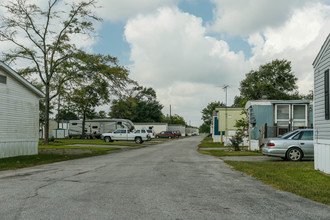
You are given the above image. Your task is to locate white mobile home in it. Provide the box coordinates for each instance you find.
[0,62,44,158]
[68,119,135,138]
[133,123,168,134]
[313,33,330,174]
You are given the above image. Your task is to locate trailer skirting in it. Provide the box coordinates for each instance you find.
[0,141,38,158]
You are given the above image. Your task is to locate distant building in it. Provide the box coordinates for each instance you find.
[134,122,168,134]
[313,33,330,174]
[212,107,246,145]
[0,62,44,158]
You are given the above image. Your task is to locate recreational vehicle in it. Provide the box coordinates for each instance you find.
[68,119,135,138]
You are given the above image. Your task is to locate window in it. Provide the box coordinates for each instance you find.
[275,105,290,130]
[300,131,313,140]
[0,75,6,84]
[135,130,140,133]
[325,69,329,120]
[92,126,98,129]
[121,130,127,134]
[72,123,78,126]
[292,105,307,128]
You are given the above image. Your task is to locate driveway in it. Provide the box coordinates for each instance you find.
[0,136,328,219]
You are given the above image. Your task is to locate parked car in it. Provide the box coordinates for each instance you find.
[262,129,314,161]
[135,129,153,141]
[156,131,175,139]
[147,129,155,140]
[101,129,149,144]
[171,130,181,138]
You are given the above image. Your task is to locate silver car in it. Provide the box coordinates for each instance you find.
[262,129,314,161]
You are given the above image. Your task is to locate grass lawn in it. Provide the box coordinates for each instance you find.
[0,152,109,171]
[225,161,330,206]
[199,149,262,157]
[198,137,248,149]
[198,137,228,148]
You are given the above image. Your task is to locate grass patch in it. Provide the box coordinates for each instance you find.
[225,161,330,206]
[198,137,228,148]
[0,152,108,171]
[39,145,119,151]
[199,149,262,157]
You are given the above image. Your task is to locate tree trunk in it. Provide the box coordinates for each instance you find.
[82,111,86,139]
[44,86,50,145]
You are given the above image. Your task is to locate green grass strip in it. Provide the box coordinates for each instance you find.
[0,152,108,171]
[225,161,330,206]
[199,149,262,157]
[39,139,140,146]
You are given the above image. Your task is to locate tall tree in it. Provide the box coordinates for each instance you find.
[201,101,226,126]
[0,0,100,144]
[199,122,210,133]
[63,51,133,137]
[56,109,79,121]
[162,114,186,126]
[240,59,300,100]
[109,86,163,122]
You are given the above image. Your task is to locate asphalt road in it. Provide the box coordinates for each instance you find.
[0,136,329,220]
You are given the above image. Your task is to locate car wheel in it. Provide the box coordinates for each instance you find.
[286,147,303,161]
[156,136,159,138]
[135,137,142,144]
[104,137,111,143]
[168,136,172,139]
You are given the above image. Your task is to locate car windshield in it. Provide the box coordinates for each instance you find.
[280,130,300,139]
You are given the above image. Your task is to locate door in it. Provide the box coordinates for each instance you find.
[298,130,314,157]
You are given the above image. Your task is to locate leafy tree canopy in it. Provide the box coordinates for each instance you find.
[201,101,225,126]
[109,86,164,123]
[199,122,210,133]
[239,59,300,100]
[56,109,79,121]
[162,114,186,126]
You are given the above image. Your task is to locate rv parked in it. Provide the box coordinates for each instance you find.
[68,119,135,139]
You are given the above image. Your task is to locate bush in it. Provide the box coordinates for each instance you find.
[229,131,244,151]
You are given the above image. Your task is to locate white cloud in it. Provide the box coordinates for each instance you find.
[95,0,179,22]
[208,0,315,36]
[248,3,330,95]
[124,7,250,125]
[156,82,238,126]
[125,7,249,88]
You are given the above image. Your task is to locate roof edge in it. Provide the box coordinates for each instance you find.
[313,33,330,67]
[0,61,44,98]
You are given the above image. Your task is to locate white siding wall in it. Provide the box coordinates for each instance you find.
[0,70,39,158]
[314,36,330,174]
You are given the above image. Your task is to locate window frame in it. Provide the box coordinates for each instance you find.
[0,75,7,84]
[325,69,330,120]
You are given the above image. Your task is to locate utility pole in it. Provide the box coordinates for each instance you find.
[223,85,229,143]
[170,105,172,124]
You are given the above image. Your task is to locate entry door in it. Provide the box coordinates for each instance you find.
[275,104,290,135]
[292,105,307,129]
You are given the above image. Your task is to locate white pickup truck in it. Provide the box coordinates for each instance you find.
[100,129,150,144]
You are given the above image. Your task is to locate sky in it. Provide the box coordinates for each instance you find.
[2,0,330,127]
